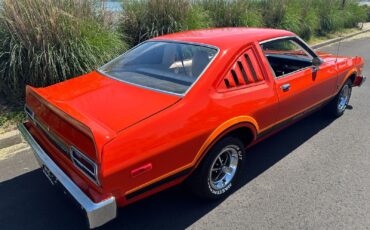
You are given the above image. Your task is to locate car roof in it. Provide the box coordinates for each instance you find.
[151,27,295,50]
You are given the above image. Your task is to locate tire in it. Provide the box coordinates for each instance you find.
[187,136,245,200]
[326,79,352,118]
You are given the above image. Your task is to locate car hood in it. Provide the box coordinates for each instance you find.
[316,51,347,61]
[34,71,181,134]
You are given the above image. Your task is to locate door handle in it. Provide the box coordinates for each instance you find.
[281,83,291,92]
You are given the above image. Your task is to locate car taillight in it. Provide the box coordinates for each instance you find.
[71,146,99,185]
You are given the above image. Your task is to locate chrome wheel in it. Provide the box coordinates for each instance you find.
[209,146,239,191]
[337,84,351,113]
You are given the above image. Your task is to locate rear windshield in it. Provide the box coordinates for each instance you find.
[99,41,218,95]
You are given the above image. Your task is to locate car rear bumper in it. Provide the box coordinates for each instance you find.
[18,123,117,229]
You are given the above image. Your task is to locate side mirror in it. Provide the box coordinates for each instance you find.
[312,57,322,67]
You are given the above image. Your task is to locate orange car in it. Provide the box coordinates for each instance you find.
[19,28,366,228]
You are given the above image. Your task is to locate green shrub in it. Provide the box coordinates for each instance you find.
[280,0,302,36]
[196,0,263,28]
[315,0,340,34]
[121,0,210,46]
[315,0,365,34]
[298,0,319,40]
[341,2,368,28]
[260,0,319,40]
[185,5,212,31]
[260,0,286,28]
[0,0,126,103]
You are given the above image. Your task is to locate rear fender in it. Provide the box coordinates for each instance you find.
[193,116,258,168]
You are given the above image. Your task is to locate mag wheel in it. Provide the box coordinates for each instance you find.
[209,146,239,192]
[187,136,245,200]
[337,83,351,114]
[326,79,352,117]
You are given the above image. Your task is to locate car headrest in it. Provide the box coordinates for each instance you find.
[192,51,209,77]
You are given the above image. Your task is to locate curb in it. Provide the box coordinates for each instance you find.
[312,28,370,49]
[0,142,30,161]
[0,130,23,149]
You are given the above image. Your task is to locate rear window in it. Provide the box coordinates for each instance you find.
[99,41,218,95]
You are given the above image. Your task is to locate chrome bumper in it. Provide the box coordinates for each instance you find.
[18,123,117,229]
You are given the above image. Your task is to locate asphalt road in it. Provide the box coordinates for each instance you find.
[1,33,370,230]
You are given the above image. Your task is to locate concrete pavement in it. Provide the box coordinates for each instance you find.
[0,33,369,230]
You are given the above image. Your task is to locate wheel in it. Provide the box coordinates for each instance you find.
[187,136,245,200]
[326,79,352,117]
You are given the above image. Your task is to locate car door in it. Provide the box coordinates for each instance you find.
[260,37,336,123]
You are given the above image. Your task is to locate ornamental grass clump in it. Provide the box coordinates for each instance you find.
[0,0,126,102]
[121,0,211,46]
[315,0,366,35]
[196,0,264,28]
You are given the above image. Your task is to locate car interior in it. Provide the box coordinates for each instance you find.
[264,54,313,77]
[261,39,314,77]
[100,41,217,94]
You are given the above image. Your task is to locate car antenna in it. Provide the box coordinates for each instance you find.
[335,33,343,64]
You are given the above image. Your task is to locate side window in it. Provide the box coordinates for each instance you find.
[261,39,313,78]
[218,47,265,91]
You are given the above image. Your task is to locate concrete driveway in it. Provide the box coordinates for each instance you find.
[0,33,369,230]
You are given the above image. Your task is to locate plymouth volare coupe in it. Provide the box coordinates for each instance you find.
[19,28,366,228]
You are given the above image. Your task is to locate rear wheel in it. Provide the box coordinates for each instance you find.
[187,136,245,200]
[326,79,352,117]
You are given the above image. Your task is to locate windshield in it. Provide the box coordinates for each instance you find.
[99,41,218,95]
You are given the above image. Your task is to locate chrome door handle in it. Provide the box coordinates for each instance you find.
[281,83,291,92]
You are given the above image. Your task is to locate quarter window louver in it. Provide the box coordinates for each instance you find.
[237,61,249,84]
[221,48,264,90]
[244,54,258,82]
[231,70,240,86]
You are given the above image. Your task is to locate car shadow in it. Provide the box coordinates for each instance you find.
[0,109,337,230]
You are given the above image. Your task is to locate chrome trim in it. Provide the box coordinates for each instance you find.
[35,118,70,155]
[24,105,100,185]
[259,35,321,79]
[259,35,296,44]
[18,123,116,229]
[25,105,70,155]
[98,40,221,97]
[259,35,320,59]
[275,66,314,79]
[24,105,35,121]
[71,146,100,185]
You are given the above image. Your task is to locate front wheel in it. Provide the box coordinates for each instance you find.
[187,136,245,200]
[326,79,352,117]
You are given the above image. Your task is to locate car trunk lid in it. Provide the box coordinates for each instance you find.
[26,71,181,161]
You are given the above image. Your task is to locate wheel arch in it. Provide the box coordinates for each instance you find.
[193,116,258,169]
[348,72,357,84]
[339,69,357,90]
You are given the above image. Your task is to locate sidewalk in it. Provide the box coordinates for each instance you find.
[0,130,29,161]
[312,22,370,49]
